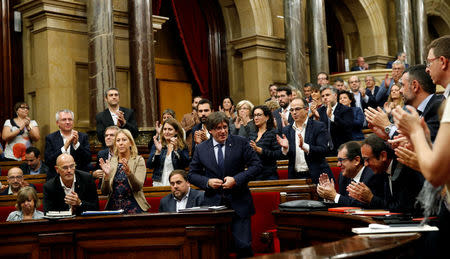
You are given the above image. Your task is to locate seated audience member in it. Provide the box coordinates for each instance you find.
[386,52,409,69]
[309,84,323,120]
[249,105,284,180]
[334,77,347,92]
[273,86,294,134]
[92,126,119,186]
[100,129,149,214]
[376,61,405,106]
[0,167,35,195]
[20,147,55,180]
[317,141,383,207]
[277,98,333,183]
[351,56,369,71]
[159,170,204,213]
[181,96,202,154]
[347,134,424,213]
[148,119,189,186]
[265,83,278,102]
[303,83,313,103]
[219,96,236,120]
[2,102,40,161]
[45,109,91,175]
[230,100,257,140]
[291,88,303,100]
[43,154,99,215]
[96,87,138,147]
[192,99,213,153]
[317,72,329,86]
[364,75,380,108]
[338,91,365,141]
[6,186,44,221]
[318,86,353,155]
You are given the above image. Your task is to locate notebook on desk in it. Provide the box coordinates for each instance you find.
[352,224,438,234]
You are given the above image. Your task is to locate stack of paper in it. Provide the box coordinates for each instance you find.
[44,211,74,219]
[352,224,438,234]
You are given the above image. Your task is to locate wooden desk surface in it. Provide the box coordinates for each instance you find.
[0,210,234,259]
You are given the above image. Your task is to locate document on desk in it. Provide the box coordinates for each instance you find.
[81,210,124,216]
[352,224,439,234]
[178,206,227,212]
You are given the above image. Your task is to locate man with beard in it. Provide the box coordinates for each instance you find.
[273,86,293,134]
[159,170,204,212]
[191,99,213,153]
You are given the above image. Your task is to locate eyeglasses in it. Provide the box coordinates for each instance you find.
[58,164,76,171]
[337,158,349,163]
[426,57,439,68]
[289,107,307,112]
[8,175,23,180]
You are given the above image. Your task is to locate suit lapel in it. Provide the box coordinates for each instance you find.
[104,109,115,126]
[170,194,177,212]
[205,140,222,177]
[304,120,313,144]
[223,137,233,177]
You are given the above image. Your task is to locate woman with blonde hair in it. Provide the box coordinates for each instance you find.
[147,118,189,186]
[384,84,404,115]
[7,186,44,221]
[100,129,150,214]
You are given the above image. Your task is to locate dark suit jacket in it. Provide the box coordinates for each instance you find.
[158,188,204,212]
[318,103,353,155]
[147,145,190,182]
[369,160,424,214]
[191,123,211,155]
[188,135,262,218]
[43,170,99,215]
[351,107,365,141]
[96,107,139,146]
[273,108,294,135]
[44,131,91,174]
[0,183,36,196]
[282,120,333,184]
[337,166,384,207]
[365,86,380,108]
[251,129,283,180]
[421,94,445,142]
[351,66,367,71]
[20,162,57,181]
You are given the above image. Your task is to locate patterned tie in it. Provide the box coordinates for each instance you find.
[216,143,225,175]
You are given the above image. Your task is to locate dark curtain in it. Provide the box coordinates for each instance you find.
[152,0,162,15]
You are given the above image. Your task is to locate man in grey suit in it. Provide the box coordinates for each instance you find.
[159,170,204,213]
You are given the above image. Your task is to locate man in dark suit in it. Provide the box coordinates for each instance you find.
[96,88,138,147]
[317,141,383,207]
[92,126,119,188]
[348,76,369,112]
[45,109,91,175]
[159,170,204,212]
[20,146,56,180]
[364,75,380,108]
[277,98,333,184]
[191,99,213,154]
[0,167,36,195]
[317,86,353,155]
[43,154,99,215]
[189,112,262,258]
[375,61,405,106]
[273,86,293,134]
[351,56,369,71]
[347,134,424,213]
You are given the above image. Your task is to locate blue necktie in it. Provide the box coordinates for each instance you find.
[216,143,225,175]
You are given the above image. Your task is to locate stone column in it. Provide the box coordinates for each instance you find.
[128,0,157,129]
[413,0,429,64]
[395,0,415,65]
[308,0,329,82]
[87,0,116,127]
[284,0,307,91]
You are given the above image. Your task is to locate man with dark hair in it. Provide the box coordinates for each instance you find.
[273,86,293,134]
[426,35,450,97]
[317,86,353,155]
[189,112,261,257]
[333,77,346,92]
[191,99,213,153]
[96,87,138,147]
[366,65,444,142]
[159,170,204,212]
[181,96,202,153]
[265,83,278,102]
[317,141,383,207]
[386,52,409,69]
[317,72,329,86]
[303,83,313,103]
[277,98,333,183]
[92,126,119,187]
[347,134,424,213]
[20,146,55,180]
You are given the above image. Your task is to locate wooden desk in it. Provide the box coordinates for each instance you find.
[272,210,376,251]
[255,233,421,258]
[0,210,233,259]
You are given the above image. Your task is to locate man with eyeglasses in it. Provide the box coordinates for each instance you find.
[348,76,369,112]
[317,141,383,207]
[0,167,35,195]
[426,35,450,98]
[43,154,99,215]
[346,134,423,213]
[376,61,405,106]
[317,72,329,86]
[189,112,261,258]
[277,98,333,184]
[364,75,379,108]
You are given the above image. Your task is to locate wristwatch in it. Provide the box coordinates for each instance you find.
[384,125,392,134]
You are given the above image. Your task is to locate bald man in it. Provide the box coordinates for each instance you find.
[43,154,99,214]
[0,167,35,195]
